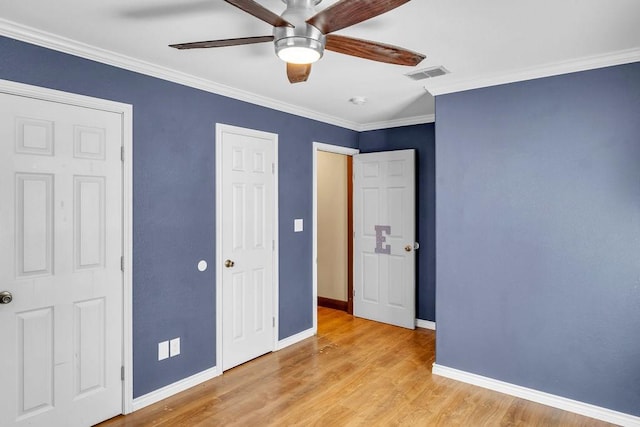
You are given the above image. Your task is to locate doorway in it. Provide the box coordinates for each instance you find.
[317,151,352,313]
[314,143,417,331]
[312,142,358,332]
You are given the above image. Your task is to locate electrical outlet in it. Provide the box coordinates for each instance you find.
[170,337,180,357]
[158,341,169,361]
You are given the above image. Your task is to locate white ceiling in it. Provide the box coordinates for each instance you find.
[1,0,639,130]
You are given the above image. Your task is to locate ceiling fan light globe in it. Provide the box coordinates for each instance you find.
[278,46,321,64]
[275,36,324,64]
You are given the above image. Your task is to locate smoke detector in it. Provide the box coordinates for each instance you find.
[349,96,368,105]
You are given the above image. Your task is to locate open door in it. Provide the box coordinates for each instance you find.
[353,149,416,329]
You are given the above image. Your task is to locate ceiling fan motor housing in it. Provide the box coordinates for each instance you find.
[274,0,326,63]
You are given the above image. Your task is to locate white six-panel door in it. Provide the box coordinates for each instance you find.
[217,124,276,371]
[0,92,123,426]
[353,149,416,329]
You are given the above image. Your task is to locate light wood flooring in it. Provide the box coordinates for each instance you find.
[100,307,612,426]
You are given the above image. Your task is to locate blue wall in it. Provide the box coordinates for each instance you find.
[435,62,640,415]
[359,124,436,321]
[0,36,358,397]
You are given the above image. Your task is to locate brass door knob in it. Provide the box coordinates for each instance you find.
[405,242,419,252]
[224,259,235,268]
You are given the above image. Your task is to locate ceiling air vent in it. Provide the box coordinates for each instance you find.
[405,66,449,81]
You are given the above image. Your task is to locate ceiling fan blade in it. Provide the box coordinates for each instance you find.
[307,0,409,34]
[325,34,425,66]
[169,36,274,50]
[224,0,293,28]
[287,63,312,84]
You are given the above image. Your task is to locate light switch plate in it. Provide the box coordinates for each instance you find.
[158,341,169,361]
[294,218,303,232]
[170,337,181,357]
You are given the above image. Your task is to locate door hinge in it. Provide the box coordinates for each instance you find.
[121,146,124,162]
[272,240,275,251]
[272,317,275,328]
[272,163,275,174]
[121,366,124,381]
[120,256,124,272]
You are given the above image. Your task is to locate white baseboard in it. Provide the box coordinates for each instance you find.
[432,364,640,427]
[132,366,220,412]
[131,328,315,412]
[416,319,436,330]
[276,327,315,350]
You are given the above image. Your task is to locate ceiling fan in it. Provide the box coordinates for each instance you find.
[169,0,425,83]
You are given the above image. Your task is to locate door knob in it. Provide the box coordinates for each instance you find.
[0,291,12,305]
[224,259,235,268]
[404,242,420,252]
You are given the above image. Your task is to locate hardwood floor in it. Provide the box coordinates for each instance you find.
[100,307,612,426]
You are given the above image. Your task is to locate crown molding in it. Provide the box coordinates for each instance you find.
[359,114,435,132]
[0,18,364,131]
[424,48,640,96]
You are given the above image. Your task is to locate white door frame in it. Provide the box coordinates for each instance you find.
[312,142,359,332]
[215,123,279,371]
[0,79,134,414]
